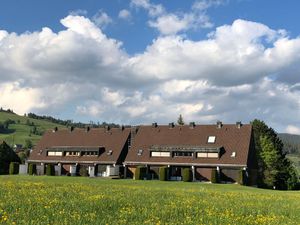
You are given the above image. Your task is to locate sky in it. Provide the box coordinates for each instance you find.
[0,0,300,134]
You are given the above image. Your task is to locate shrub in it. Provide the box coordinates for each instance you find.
[9,162,19,175]
[159,166,168,181]
[79,167,89,177]
[134,166,147,180]
[28,164,37,175]
[238,169,248,185]
[211,169,219,183]
[46,164,55,176]
[182,168,192,182]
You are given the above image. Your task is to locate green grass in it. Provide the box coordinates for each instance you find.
[0,176,299,224]
[0,112,65,146]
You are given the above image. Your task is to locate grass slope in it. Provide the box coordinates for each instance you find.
[0,176,299,224]
[0,112,65,146]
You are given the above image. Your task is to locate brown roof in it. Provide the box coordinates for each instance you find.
[125,123,253,167]
[28,127,130,164]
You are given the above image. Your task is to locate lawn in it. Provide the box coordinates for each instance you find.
[0,176,299,225]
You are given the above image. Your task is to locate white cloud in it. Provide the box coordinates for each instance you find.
[192,0,225,11]
[118,9,132,20]
[92,10,113,28]
[140,0,225,35]
[0,82,45,115]
[1,15,300,132]
[69,9,88,16]
[286,125,300,135]
[130,0,165,17]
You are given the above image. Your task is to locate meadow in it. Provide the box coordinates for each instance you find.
[0,112,65,146]
[0,176,299,224]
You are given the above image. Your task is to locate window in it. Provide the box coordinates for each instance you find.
[65,151,80,156]
[107,150,113,156]
[47,151,63,156]
[231,152,236,158]
[82,151,99,156]
[197,152,207,158]
[207,136,216,143]
[207,152,219,158]
[197,152,219,158]
[173,151,193,157]
[137,149,143,156]
[151,151,171,157]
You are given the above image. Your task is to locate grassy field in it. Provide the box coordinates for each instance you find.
[0,112,65,146]
[0,176,299,224]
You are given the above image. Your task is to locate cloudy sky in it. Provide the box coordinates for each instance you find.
[0,0,300,134]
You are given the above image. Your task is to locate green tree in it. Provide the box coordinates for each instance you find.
[177,114,184,125]
[24,139,33,149]
[259,136,280,188]
[0,141,20,174]
[251,119,299,190]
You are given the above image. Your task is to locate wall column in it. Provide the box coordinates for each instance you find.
[192,166,195,181]
[124,165,127,178]
[57,163,62,176]
[41,163,45,175]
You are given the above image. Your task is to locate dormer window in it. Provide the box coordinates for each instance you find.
[207,136,216,143]
[137,149,143,156]
[107,150,113,156]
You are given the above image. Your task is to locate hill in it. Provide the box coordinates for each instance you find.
[278,133,300,154]
[278,133,300,173]
[0,111,66,147]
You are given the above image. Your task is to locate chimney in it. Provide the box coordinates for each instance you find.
[189,122,196,128]
[216,121,222,129]
[53,127,58,133]
[169,122,175,128]
[70,126,74,132]
[152,122,158,128]
[236,121,242,129]
[86,126,90,132]
[121,125,125,131]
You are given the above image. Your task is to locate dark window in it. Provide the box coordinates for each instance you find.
[173,151,193,157]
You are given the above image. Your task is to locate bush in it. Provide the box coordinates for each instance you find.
[211,169,219,183]
[46,164,55,176]
[238,169,248,185]
[79,167,89,177]
[159,166,168,181]
[9,162,19,175]
[134,166,147,180]
[182,168,192,182]
[28,164,37,175]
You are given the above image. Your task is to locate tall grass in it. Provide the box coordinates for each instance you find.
[0,176,299,224]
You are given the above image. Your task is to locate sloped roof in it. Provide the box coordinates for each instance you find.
[28,127,130,164]
[125,124,252,167]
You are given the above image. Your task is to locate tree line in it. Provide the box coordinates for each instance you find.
[27,113,121,128]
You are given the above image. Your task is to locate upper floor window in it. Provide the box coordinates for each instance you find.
[173,151,193,157]
[151,151,171,157]
[47,151,63,156]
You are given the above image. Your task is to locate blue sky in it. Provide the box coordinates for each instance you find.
[0,0,300,134]
[1,0,299,53]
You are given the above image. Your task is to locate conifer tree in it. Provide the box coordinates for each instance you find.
[177,114,184,125]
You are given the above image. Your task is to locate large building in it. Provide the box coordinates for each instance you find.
[124,122,257,184]
[28,126,131,177]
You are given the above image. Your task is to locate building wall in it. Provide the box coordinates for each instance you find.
[195,167,212,181]
[221,168,239,182]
